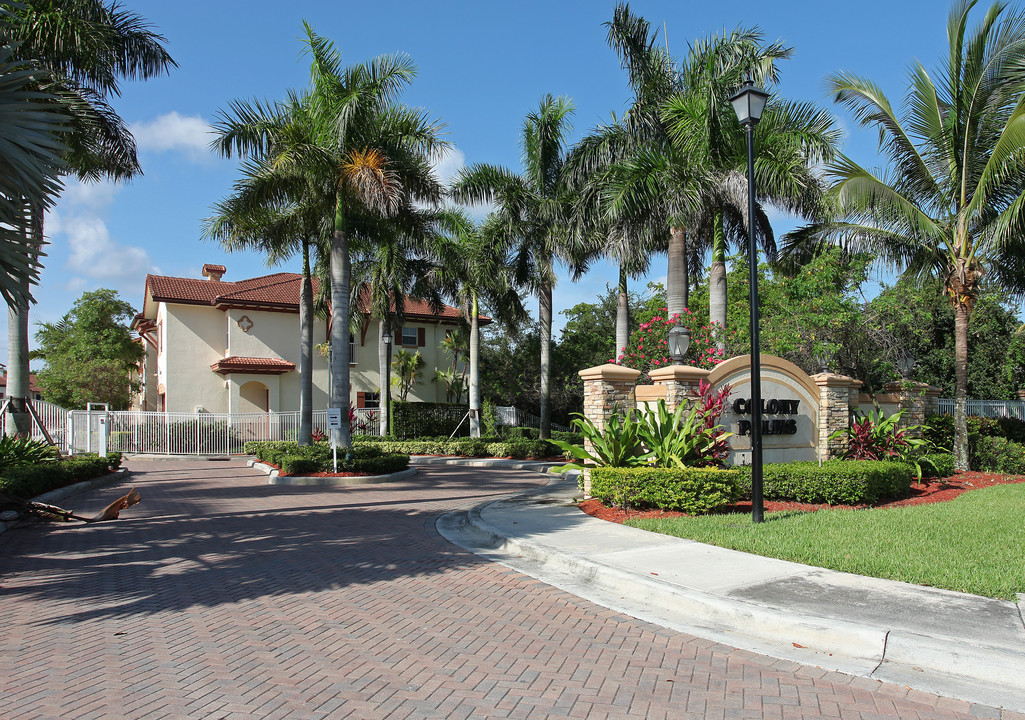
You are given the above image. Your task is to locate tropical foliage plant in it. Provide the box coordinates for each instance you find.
[550,411,652,471]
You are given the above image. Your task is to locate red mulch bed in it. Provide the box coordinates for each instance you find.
[579,471,1025,524]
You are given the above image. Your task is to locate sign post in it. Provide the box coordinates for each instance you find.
[326,407,343,473]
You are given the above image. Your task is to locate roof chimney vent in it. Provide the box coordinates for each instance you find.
[202,264,226,282]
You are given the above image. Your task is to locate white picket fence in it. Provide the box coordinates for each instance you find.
[21,402,381,456]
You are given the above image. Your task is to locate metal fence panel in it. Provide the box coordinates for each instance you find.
[936,398,1025,420]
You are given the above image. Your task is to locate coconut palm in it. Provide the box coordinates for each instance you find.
[783,0,1025,470]
[214,22,446,448]
[432,210,527,437]
[450,95,580,439]
[3,0,174,433]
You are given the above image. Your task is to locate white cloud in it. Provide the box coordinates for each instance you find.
[131,111,214,162]
[432,145,466,186]
[64,215,155,281]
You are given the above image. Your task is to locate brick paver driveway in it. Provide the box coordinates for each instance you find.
[1,458,1020,720]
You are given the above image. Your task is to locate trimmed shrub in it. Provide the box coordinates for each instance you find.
[248,441,408,475]
[506,426,539,439]
[734,460,913,505]
[973,436,1025,475]
[590,466,742,515]
[0,453,121,499]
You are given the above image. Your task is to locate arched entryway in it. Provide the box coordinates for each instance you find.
[238,380,269,414]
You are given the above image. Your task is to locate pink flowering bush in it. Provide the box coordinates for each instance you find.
[615,308,737,379]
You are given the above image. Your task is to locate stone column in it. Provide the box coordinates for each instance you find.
[883,381,941,434]
[812,372,863,461]
[578,364,641,495]
[648,365,709,413]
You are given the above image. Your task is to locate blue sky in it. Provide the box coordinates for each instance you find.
[26,0,956,366]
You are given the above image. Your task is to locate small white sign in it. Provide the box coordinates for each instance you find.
[326,407,343,429]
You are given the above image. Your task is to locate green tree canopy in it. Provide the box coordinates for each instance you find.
[32,288,143,409]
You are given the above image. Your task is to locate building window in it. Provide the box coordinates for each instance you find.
[358,391,380,409]
[399,326,425,347]
[349,332,357,365]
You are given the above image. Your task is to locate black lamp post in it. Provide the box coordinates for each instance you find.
[731,77,769,523]
[667,323,691,365]
[382,329,393,437]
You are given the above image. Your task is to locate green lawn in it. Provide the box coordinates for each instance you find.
[625,482,1025,600]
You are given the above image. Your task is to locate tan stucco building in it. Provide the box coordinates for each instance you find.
[130,264,471,413]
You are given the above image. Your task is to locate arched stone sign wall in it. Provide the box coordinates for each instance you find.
[708,356,821,465]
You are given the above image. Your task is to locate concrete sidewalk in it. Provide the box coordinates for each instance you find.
[437,473,1025,713]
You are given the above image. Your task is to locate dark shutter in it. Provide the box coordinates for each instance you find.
[417,327,426,347]
[357,392,366,409]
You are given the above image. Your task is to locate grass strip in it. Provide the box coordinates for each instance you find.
[625,482,1025,600]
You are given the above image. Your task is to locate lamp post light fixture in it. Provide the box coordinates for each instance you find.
[731,76,769,523]
[667,323,691,365]
[382,330,393,437]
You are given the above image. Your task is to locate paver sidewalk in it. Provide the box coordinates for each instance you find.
[1,458,1021,719]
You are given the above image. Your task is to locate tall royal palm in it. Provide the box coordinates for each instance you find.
[3,0,174,433]
[451,95,579,439]
[433,210,526,437]
[600,4,704,320]
[663,28,838,344]
[215,23,445,448]
[207,95,333,444]
[785,0,1025,470]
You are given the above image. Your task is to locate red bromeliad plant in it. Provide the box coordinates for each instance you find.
[615,309,735,379]
[690,380,733,466]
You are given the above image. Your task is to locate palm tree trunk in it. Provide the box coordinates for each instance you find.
[298,239,313,445]
[539,281,553,440]
[709,210,728,351]
[666,226,688,318]
[469,293,481,438]
[330,197,352,449]
[378,317,391,436]
[615,265,629,363]
[6,204,39,436]
[953,302,970,471]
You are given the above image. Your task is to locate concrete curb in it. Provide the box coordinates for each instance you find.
[438,480,1025,713]
[0,467,131,535]
[247,459,418,486]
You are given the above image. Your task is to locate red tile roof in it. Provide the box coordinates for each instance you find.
[210,357,296,375]
[145,271,485,323]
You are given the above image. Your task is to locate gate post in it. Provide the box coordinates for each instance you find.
[648,365,710,413]
[812,372,863,461]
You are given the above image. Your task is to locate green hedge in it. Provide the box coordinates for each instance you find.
[590,466,742,515]
[0,453,123,499]
[392,402,469,438]
[734,460,913,505]
[973,436,1025,475]
[245,441,409,475]
[924,413,1025,461]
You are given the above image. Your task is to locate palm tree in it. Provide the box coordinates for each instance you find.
[600,3,705,321]
[565,116,658,360]
[351,213,444,436]
[662,29,838,345]
[451,96,580,439]
[0,41,66,307]
[214,22,445,449]
[3,0,174,433]
[783,0,1025,470]
[391,349,424,401]
[433,210,527,437]
[206,98,333,444]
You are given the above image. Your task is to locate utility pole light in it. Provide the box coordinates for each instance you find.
[731,77,769,523]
